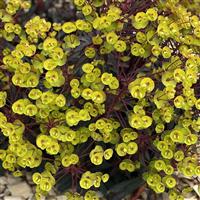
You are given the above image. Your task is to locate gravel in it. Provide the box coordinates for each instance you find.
[0,173,61,200]
[0,172,199,200]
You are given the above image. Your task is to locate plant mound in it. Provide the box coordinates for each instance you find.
[0,0,199,199]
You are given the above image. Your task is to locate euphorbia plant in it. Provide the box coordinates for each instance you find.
[0,0,199,199]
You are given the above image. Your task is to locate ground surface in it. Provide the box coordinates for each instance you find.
[0,173,199,200]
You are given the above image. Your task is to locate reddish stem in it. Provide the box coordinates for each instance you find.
[36,0,45,11]
[131,184,146,200]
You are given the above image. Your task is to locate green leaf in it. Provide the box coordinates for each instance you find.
[106,176,144,200]
[56,174,72,193]
[0,161,5,176]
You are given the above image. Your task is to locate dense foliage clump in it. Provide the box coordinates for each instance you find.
[0,0,199,199]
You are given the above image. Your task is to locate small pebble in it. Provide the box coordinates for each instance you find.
[49,189,57,196]
[0,184,6,193]
[0,176,7,185]
[27,194,34,200]
[8,182,32,199]
[1,188,11,197]
[7,175,22,185]
[56,195,68,200]
[162,192,169,200]
[4,197,25,200]
[185,197,199,200]
[48,196,57,200]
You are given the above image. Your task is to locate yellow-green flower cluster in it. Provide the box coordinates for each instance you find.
[0,112,42,171]
[80,170,109,190]
[33,162,59,199]
[119,159,140,172]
